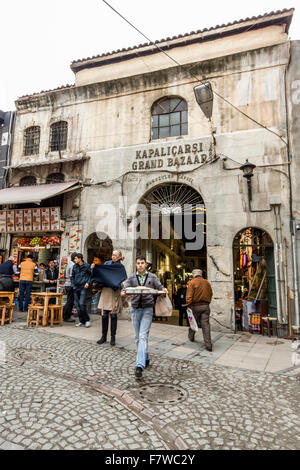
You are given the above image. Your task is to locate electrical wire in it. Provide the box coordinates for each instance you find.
[102,0,288,146]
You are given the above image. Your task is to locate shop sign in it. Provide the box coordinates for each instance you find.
[132,140,213,171]
[68,224,83,254]
[0,207,61,233]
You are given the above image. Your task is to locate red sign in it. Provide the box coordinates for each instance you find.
[1,207,61,233]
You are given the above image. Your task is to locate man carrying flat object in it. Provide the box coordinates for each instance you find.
[186,269,213,351]
[121,256,168,378]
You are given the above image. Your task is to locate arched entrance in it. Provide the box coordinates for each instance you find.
[233,227,276,333]
[85,232,113,264]
[137,182,207,324]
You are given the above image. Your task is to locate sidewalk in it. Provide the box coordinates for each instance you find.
[22,313,297,376]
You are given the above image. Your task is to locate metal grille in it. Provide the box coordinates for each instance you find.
[152,97,188,140]
[24,126,40,155]
[50,121,68,151]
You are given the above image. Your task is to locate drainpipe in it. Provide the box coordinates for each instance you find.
[272,205,283,323]
[291,220,300,327]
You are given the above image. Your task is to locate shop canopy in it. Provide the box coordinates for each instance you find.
[0,181,80,205]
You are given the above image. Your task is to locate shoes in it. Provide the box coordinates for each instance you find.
[145,359,150,368]
[110,336,116,346]
[206,346,213,352]
[75,322,84,327]
[135,367,143,378]
[85,321,91,328]
[97,337,107,344]
[188,328,195,342]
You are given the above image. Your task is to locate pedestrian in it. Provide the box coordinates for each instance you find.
[44,260,59,292]
[186,269,213,351]
[17,253,39,312]
[0,256,17,292]
[96,250,127,346]
[121,256,168,378]
[176,281,189,326]
[63,252,77,322]
[71,253,92,328]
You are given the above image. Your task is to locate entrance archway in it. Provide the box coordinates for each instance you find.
[137,183,207,325]
[233,227,276,333]
[85,232,113,264]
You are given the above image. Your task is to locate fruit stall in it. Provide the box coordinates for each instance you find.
[11,234,61,266]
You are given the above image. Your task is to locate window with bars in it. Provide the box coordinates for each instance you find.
[50,121,68,151]
[24,126,40,156]
[20,175,37,186]
[151,97,188,140]
[46,173,65,184]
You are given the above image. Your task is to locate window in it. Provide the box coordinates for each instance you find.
[24,126,40,155]
[50,121,68,151]
[151,97,188,140]
[20,175,37,186]
[46,173,65,184]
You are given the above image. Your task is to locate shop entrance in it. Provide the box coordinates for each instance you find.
[137,183,207,326]
[233,227,276,334]
[85,232,113,265]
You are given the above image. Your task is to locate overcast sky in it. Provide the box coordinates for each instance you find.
[0,0,298,110]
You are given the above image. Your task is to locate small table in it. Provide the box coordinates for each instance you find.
[31,292,63,327]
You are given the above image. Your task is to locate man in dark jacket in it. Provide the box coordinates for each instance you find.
[0,257,17,292]
[71,253,92,328]
[44,260,59,292]
[122,256,167,378]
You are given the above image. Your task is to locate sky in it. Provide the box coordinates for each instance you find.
[0,0,298,110]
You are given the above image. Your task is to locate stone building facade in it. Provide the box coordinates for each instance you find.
[2,8,299,331]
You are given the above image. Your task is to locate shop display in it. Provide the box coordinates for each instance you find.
[0,207,61,233]
[234,228,273,335]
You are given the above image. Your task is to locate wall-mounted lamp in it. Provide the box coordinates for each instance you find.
[239,159,271,213]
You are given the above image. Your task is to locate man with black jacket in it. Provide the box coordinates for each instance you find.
[122,256,167,378]
[71,253,92,328]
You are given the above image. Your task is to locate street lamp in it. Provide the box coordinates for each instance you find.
[194,83,213,120]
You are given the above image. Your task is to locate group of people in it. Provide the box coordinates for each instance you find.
[0,254,60,312]
[0,248,214,379]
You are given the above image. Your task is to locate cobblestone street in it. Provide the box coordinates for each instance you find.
[0,323,299,451]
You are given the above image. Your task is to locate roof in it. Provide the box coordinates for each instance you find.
[0,181,79,205]
[71,8,294,73]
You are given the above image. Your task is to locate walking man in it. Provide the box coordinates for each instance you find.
[17,254,39,312]
[186,269,213,351]
[122,256,167,378]
[63,252,76,322]
[71,253,91,328]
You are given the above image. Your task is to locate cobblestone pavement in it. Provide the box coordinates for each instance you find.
[0,324,299,450]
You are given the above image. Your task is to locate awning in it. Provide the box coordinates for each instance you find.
[0,181,81,205]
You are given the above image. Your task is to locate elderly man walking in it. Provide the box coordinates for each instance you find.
[186,269,213,351]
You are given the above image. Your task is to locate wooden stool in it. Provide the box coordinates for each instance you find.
[261,316,278,337]
[27,305,44,328]
[48,305,63,327]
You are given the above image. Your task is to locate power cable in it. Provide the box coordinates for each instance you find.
[102,0,288,146]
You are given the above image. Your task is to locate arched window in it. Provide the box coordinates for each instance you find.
[46,173,65,184]
[151,97,188,140]
[20,175,37,186]
[24,126,40,155]
[50,121,68,151]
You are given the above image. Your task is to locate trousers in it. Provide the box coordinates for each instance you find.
[190,304,212,349]
[74,287,90,324]
[19,280,32,312]
[131,307,153,370]
[63,286,74,319]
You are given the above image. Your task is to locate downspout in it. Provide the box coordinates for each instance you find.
[284,57,299,327]
[273,205,283,323]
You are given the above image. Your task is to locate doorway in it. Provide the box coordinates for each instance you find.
[233,227,276,333]
[137,183,207,325]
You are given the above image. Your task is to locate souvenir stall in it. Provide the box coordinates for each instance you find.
[233,228,275,334]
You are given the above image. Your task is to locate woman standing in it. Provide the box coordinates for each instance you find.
[96,250,126,346]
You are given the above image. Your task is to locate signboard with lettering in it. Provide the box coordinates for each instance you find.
[0,207,61,233]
